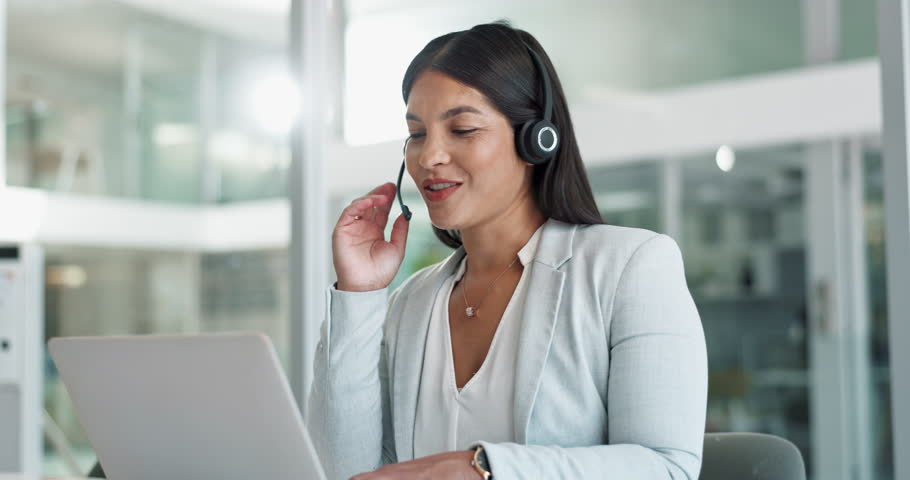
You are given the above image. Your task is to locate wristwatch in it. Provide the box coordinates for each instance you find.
[471,445,493,479]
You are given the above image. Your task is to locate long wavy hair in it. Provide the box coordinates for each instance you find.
[402,21,604,248]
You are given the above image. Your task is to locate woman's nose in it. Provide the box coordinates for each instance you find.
[416,135,451,170]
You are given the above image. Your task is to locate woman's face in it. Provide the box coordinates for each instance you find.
[405,70,534,231]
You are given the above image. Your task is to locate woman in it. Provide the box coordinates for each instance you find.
[309,22,707,480]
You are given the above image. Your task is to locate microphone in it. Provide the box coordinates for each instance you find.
[397,138,412,221]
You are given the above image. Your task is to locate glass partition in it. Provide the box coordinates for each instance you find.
[840,0,878,60]
[587,160,662,232]
[679,145,811,465]
[42,247,291,474]
[861,141,893,479]
[5,0,290,203]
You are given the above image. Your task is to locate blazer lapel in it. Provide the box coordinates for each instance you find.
[392,247,465,461]
[513,220,576,443]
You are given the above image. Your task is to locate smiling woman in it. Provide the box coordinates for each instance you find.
[404,70,534,232]
[311,21,708,480]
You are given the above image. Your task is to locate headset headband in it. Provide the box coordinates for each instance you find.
[524,45,553,124]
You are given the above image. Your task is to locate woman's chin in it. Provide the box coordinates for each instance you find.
[430,220,459,231]
[427,211,462,231]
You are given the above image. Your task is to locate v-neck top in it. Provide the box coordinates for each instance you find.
[412,225,544,458]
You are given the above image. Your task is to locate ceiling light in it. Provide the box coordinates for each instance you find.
[716,145,736,172]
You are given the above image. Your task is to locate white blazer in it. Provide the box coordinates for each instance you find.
[308,219,708,480]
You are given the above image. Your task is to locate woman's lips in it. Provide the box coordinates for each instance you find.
[424,184,462,202]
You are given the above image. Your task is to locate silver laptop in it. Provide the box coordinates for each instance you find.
[48,332,327,480]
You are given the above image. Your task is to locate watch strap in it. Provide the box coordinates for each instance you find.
[471,445,493,479]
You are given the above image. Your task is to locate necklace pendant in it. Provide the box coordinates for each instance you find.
[465,306,476,317]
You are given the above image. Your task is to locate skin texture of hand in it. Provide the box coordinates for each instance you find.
[348,451,483,480]
[332,182,410,292]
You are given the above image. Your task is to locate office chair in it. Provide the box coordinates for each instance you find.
[700,432,806,480]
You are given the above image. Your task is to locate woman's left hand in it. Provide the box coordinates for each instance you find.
[349,450,482,480]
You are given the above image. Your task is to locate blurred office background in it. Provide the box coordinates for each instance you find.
[0,1,896,479]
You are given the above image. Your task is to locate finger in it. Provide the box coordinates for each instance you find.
[389,213,410,253]
[368,183,397,225]
[373,186,396,227]
[344,195,391,217]
[347,193,388,209]
[367,182,396,197]
[339,196,391,227]
[352,191,394,228]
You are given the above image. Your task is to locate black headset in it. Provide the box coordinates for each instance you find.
[396,43,559,221]
[396,138,412,221]
[515,45,560,165]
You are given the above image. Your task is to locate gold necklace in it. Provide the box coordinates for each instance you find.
[461,256,519,318]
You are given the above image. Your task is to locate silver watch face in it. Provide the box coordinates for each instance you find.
[476,447,491,471]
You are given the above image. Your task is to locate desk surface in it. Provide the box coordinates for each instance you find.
[0,475,88,480]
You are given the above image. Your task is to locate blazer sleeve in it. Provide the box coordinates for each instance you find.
[478,234,708,479]
[307,284,398,480]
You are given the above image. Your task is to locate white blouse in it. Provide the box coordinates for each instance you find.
[412,225,544,458]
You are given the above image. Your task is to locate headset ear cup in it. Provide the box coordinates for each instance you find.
[517,120,560,165]
[530,120,559,161]
[516,120,541,164]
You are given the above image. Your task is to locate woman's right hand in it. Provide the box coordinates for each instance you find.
[332,182,410,292]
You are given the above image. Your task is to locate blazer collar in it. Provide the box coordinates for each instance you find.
[532,219,577,269]
[441,218,577,273]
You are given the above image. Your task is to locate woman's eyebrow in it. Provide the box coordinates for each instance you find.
[441,105,483,119]
[405,105,484,122]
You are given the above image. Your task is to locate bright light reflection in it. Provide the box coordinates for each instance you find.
[250,70,300,135]
[154,123,196,145]
[716,145,736,172]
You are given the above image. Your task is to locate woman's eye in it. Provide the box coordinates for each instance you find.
[408,132,426,140]
[453,128,477,135]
